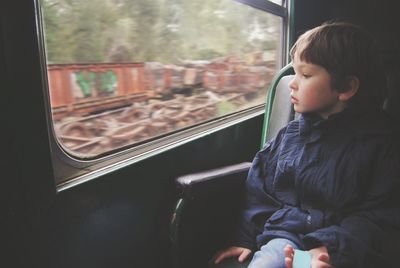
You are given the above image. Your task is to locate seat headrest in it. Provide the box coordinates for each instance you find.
[265,75,294,141]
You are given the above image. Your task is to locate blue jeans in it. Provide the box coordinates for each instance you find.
[247,238,299,268]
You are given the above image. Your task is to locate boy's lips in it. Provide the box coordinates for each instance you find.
[290,95,299,104]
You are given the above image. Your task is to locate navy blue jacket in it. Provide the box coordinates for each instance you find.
[235,106,400,267]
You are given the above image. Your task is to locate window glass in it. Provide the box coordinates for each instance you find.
[268,0,284,5]
[42,0,282,158]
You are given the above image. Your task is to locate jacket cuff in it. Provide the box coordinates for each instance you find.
[303,231,337,253]
[302,236,324,250]
[306,208,324,231]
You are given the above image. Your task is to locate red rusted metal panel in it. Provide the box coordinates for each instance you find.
[48,65,74,108]
[47,63,147,118]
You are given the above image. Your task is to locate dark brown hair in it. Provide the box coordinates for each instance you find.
[290,21,386,107]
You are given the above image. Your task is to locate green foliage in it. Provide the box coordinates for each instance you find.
[40,0,280,64]
[196,49,223,60]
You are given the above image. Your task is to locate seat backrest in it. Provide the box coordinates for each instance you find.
[264,75,295,141]
[261,64,295,146]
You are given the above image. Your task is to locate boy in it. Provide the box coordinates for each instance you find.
[213,22,400,267]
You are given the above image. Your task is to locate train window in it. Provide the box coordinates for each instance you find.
[40,0,288,186]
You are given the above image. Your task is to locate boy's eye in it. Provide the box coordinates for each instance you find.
[302,74,311,78]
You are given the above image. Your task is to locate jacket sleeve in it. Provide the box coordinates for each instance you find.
[232,128,287,250]
[234,124,327,250]
[302,139,400,267]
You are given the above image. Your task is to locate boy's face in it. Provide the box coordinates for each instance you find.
[290,53,346,119]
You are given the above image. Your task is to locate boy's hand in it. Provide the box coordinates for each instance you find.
[285,245,333,268]
[309,246,332,268]
[213,246,252,264]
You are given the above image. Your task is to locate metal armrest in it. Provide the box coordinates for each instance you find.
[176,162,252,200]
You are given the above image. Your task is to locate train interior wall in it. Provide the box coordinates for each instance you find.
[2,1,400,268]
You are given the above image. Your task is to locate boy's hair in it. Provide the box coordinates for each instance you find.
[290,21,386,107]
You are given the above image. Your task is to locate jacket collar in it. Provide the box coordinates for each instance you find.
[298,102,381,141]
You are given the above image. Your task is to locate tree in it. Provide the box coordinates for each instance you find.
[41,0,281,64]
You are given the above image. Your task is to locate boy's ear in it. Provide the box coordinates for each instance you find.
[338,76,359,101]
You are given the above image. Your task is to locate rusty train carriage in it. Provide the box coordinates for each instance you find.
[48,63,147,120]
[49,57,276,156]
[48,54,275,117]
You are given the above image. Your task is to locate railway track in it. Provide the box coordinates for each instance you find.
[51,92,149,120]
[54,91,251,157]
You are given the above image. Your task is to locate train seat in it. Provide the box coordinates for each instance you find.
[170,65,294,268]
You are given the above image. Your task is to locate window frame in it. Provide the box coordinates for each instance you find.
[37,0,291,191]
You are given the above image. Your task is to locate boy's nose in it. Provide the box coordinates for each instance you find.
[289,77,297,90]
